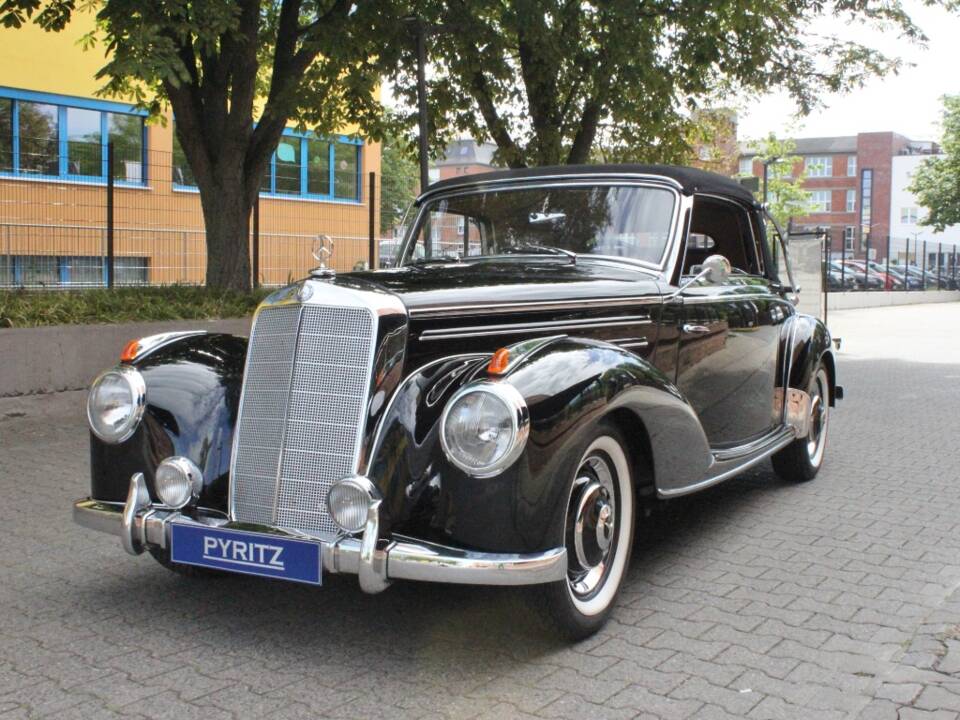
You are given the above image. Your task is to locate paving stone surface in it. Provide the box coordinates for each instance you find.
[2,311,960,718]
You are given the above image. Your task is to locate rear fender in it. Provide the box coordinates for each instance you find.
[780,314,836,405]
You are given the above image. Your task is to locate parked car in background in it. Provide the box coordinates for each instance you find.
[74,164,840,639]
[825,262,856,290]
[828,260,881,290]
[842,260,903,290]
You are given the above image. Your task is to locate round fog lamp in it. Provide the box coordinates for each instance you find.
[155,456,203,509]
[327,477,376,534]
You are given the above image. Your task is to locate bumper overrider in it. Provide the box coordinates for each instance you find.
[73,473,567,592]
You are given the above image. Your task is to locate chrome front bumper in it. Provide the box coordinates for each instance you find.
[73,475,566,593]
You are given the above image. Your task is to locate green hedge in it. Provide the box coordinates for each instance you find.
[0,287,270,328]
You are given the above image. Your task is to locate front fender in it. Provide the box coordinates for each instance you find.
[374,337,712,553]
[89,333,246,513]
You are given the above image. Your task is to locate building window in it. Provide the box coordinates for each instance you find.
[847,156,856,177]
[846,189,856,213]
[172,130,361,202]
[810,190,832,212]
[738,157,754,176]
[805,156,833,178]
[844,227,855,251]
[333,140,359,200]
[0,98,11,172]
[0,255,148,288]
[307,138,330,195]
[274,138,301,195]
[900,206,918,224]
[19,101,59,175]
[860,169,873,239]
[0,90,146,183]
[109,113,145,182]
[66,107,101,177]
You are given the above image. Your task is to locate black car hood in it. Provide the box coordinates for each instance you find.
[336,260,662,315]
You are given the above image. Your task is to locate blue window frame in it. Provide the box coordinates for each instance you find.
[0,255,149,287]
[0,87,147,185]
[172,126,362,203]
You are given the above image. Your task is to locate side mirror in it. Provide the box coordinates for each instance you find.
[666,254,731,300]
[701,254,731,284]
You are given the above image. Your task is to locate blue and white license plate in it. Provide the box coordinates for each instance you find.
[170,523,322,585]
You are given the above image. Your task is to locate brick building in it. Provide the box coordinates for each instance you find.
[738,133,941,262]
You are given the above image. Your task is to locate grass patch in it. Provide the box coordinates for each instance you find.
[0,286,271,328]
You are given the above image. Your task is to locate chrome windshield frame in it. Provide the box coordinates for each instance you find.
[398,178,684,276]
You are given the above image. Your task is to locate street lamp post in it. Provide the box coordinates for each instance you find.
[412,18,430,193]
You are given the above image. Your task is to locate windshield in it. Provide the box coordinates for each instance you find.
[401,184,676,267]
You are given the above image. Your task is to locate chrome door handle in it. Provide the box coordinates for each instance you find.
[682,324,711,334]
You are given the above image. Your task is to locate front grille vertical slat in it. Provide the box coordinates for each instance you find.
[231,303,376,539]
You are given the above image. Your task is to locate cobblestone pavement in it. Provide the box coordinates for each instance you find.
[2,309,960,719]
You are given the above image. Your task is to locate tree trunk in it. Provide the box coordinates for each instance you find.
[197,176,253,291]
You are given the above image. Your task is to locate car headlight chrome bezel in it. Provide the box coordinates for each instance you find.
[86,365,147,444]
[440,382,530,478]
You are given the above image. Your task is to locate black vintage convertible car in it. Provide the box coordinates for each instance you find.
[75,164,840,638]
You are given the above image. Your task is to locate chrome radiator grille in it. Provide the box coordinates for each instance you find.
[231,302,376,538]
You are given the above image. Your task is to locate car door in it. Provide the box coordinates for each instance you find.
[670,196,792,448]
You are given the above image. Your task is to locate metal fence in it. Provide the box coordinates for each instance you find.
[821,233,960,292]
[0,138,387,289]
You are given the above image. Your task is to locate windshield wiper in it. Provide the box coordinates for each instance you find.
[406,255,464,265]
[500,244,577,263]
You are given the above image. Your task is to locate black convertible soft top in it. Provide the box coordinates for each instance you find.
[421,163,758,205]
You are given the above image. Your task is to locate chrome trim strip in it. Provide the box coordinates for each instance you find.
[711,425,795,462]
[421,316,653,341]
[658,427,795,498]
[409,296,661,319]
[73,492,567,588]
[417,173,684,203]
[678,292,775,305]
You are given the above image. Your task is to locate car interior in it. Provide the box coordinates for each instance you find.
[682,196,763,278]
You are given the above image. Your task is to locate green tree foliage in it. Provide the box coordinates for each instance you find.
[379,130,420,234]
[910,95,960,232]
[1,0,390,290]
[386,0,953,168]
[745,134,817,229]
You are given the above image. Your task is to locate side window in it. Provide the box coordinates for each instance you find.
[685,197,761,278]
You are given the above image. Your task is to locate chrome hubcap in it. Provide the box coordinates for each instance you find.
[566,454,617,599]
[806,371,829,466]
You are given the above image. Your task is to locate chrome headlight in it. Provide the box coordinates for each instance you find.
[155,456,203,509]
[440,383,529,478]
[86,366,146,443]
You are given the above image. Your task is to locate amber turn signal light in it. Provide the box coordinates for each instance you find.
[487,347,511,375]
[120,339,140,363]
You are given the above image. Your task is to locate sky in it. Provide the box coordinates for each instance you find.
[736,1,960,143]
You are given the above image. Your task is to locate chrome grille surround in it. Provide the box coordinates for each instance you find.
[229,280,405,540]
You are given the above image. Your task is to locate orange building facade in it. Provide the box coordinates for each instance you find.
[0,17,380,288]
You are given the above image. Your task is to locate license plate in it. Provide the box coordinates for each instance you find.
[169,523,322,585]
